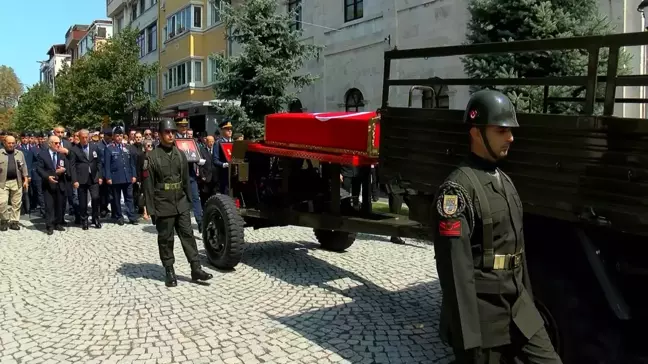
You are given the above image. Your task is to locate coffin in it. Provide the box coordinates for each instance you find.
[264,111,380,156]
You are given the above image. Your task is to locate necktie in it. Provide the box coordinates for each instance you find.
[52,152,57,167]
[84,146,91,173]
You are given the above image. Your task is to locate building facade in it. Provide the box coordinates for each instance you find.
[40,44,71,94]
[107,0,160,100]
[64,24,89,64]
[77,20,114,58]
[158,0,229,136]
[290,0,647,118]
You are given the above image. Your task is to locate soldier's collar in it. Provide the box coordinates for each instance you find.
[467,152,498,172]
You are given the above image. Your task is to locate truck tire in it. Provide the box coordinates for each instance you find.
[202,194,245,270]
[313,229,356,252]
[531,263,623,364]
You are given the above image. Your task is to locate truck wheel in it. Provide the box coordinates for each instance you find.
[313,229,356,252]
[532,264,623,364]
[202,194,245,270]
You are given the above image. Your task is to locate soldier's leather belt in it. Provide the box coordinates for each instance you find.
[492,252,523,270]
[156,182,182,190]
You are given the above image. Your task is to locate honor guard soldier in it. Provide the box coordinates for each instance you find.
[433,90,562,364]
[103,126,138,225]
[143,119,213,287]
[175,118,204,230]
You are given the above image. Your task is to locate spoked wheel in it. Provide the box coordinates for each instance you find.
[202,194,244,270]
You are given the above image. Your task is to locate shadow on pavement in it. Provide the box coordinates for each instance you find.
[116,262,210,286]
[242,241,450,363]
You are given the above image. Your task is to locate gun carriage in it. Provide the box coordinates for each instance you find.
[201,31,648,363]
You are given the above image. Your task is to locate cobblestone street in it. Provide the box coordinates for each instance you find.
[0,216,451,364]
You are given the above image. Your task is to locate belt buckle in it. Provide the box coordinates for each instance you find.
[493,255,506,270]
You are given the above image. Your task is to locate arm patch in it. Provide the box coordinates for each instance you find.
[435,181,468,218]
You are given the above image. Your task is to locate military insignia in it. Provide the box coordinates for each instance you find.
[442,195,459,215]
[439,219,462,237]
[469,110,478,119]
[143,159,149,171]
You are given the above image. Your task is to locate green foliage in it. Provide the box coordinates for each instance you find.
[54,27,160,130]
[0,107,15,130]
[12,83,58,132]
[463,0,631,114]
[0,65,23,109]
[209,0,322,139]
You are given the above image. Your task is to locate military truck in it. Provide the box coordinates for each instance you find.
[378,32,648,363]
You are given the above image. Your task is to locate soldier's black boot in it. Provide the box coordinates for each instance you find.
[191,267,213,282]
[165,266,177,287]
[0,220,8,231]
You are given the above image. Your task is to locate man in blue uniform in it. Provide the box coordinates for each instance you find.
[212,121,233,195]
[176,118,204,231]
[103,126,138,225]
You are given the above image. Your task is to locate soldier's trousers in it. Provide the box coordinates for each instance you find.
[155,209,200,268]
[453,326,562,364]
[30,178,45,216]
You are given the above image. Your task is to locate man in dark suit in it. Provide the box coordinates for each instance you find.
[69,129,103,230]
[199,135,216,206]
[17,132,34,215]
[36,135,76,235]
[53,125,79,222]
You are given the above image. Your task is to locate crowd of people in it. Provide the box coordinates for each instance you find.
[0,119,238,235]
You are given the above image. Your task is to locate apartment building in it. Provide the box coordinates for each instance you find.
[64,24,89,63]
[107,0,160,99]
[77,20,114,58]
[39,44,71,94]
[288,0,646,118]
[158,0,229,135]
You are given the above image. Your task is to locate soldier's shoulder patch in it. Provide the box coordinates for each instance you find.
[435,181,467,218]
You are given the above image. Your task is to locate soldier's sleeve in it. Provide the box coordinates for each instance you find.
[432,180,482,350]
[143,154,155,216]
[103,147,112,180]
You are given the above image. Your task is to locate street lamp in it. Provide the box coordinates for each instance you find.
[126,88,134,105]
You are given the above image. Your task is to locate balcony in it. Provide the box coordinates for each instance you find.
[107,0,126,18]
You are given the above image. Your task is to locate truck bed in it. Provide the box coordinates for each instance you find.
[377,32,648,237]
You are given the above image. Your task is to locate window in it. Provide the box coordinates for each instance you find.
[194,6,202,28]
[116,16,123,32]
[164,60,204,92]
[166,5,202,40]
[207,57,218,83]
[137,31,146,57]
[140,0,145,13]
[344,88,365,112]
[344,0,363,22]
[193,61,202,82]
[152,0,157,4]
[131,5,137,21]
[288,0,302,30]
[147,76,158,99]
[208,0,227,26]
[147,23,157,53]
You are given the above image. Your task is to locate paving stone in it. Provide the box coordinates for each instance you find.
[0,220,447,363]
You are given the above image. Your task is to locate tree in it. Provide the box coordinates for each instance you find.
[12,82,58,132]
[0,66,23,109]
[0,107,15,130]
[209,0,321,138]
[462,0,630,114]
[54,27,160,130]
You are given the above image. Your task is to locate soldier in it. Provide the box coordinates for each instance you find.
[143,119,213,287]
[176,119,204,230]
[432,90,561,364]
[212,121,233,194]
[103,126,138,225]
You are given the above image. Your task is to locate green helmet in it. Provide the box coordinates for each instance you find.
[159,119,177,132]
[464,90,519,127]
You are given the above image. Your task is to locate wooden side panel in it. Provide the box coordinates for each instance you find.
[378,107,648,236]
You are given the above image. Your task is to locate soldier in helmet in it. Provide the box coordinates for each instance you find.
[432,90,561,363]
[143,119,213,287]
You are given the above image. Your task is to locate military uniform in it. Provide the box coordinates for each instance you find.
[212,121,233,195]
[103,127,138,225]
[175,122,204,230]
[143,119,213,287]
[433,90,562,364]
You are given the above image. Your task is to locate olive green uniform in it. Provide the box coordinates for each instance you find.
[433,90,562,363]
[143,145,200,268]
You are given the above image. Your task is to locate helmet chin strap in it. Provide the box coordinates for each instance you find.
[479,127,499,161]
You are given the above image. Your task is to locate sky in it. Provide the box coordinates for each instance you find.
[0,0,107,89]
